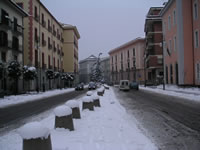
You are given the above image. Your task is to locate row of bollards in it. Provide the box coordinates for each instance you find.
[18,85,108,150]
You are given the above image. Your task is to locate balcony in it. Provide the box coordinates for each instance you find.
[61,51,64,56]
[53,30,56,36]
[42,20,46,28]
[35,14,39,22]
[13,24,23,35]
[57,49,60,54]
[0,17,12,30]
[35,35,39,43]
[57,34,60,40]
[48,44,52,49]
[61,38,64,43]
[48,26,52,32]
[54,47,57,52]
[42,40,46,47]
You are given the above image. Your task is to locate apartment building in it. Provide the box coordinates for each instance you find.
[109,38,145,84]
[144,7,163,85]
[79,55,98,84]
[0,0,27,94]
[62,24,80,84]
[160,0,200,86]
[14,0,80,90]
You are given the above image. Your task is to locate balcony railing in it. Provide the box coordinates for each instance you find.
[0,17,12,29]
[42,40,46,47]
[13,24,23,35]
[35,14,39,22]
[53,30,56,36]
[42,20,46,28]
[54,47,56,52]
[48,44,52,49]
[48,26,52,32]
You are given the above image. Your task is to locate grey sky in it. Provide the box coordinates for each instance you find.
[41,0,166,60]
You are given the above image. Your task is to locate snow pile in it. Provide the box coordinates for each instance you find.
[65,100,79,108]
[86,91,93,96]
[82,96,93,102]
[0,87,158,150]
[54,105,72,117]
[91,94,99,100]
[0,88,74,108]
[97,88,104,92]
[18,122,50,140]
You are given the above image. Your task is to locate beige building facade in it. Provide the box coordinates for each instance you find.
[109,38,145,84]
[14,0,80,90]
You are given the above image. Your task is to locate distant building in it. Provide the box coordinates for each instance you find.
[144,7,163,85]
[109,38,145,84]
[0,0,28,94]
[100,57,110,84]
[160,0,200,86]
[79,55,97,84]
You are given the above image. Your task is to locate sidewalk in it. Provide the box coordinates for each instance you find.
[0,87,157,150]
[140,84,200,102]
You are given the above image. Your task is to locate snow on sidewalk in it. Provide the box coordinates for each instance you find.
[0,88,74,108]
[0,87,157,150]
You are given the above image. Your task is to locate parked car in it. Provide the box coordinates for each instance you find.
[119,80,130,91]
[129,81,139,90]
[75,84,84,91]
[88,82,96,90]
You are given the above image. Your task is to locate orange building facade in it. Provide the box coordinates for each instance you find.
[161,0,200,86]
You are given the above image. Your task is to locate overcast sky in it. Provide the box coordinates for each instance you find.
[41,0,166,60]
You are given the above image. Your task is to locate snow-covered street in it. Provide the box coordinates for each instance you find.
[0,87,157,150]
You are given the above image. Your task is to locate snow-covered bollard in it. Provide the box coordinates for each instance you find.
[86,91,93,96]
[82,96,94,111]
[54,105,74,131]
[92,95,101,107]
[65,100,81,119]
[18,122,52,150]
[104,85,109,90]
[97,88,104,96]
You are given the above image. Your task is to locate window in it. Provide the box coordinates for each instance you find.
[174,36,177,51]
[121,53,123,60]
[169,39,172,52]
[0,31,8,46]
[127,50,129,58]
[35,28,38,42]
[1,9,9,25]
[194,30,199,48]
[34,6,38,19]
[168,15,171,30]
[1,52,6,62]
[170,64,173,84]
[48,55,50,68]
[13,17,18,31]
[42,52,44,66]
[133,48,135,56]
[14,55,17,61]
[173,10,176,25]
[12,36,19,51]
[197,63,200,80]
[193,1,198,20]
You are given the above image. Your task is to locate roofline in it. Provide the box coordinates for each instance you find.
[8,0,29,17]
[79,55,97,63]
[108,37,145,54]
[160,0,173,16]
[37,0,63,28]
[62,25,80,39]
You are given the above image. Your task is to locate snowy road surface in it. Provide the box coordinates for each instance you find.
[115,88,200,150]
[0,87,157,150]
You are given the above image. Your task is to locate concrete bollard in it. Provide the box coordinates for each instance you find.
[65,100,81,119]
[97,88,104,96]
[54,105,74,131]
[92,95,101,107]
[82,96,94,111]
[86,91,93,96]
[18,122,52,150]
